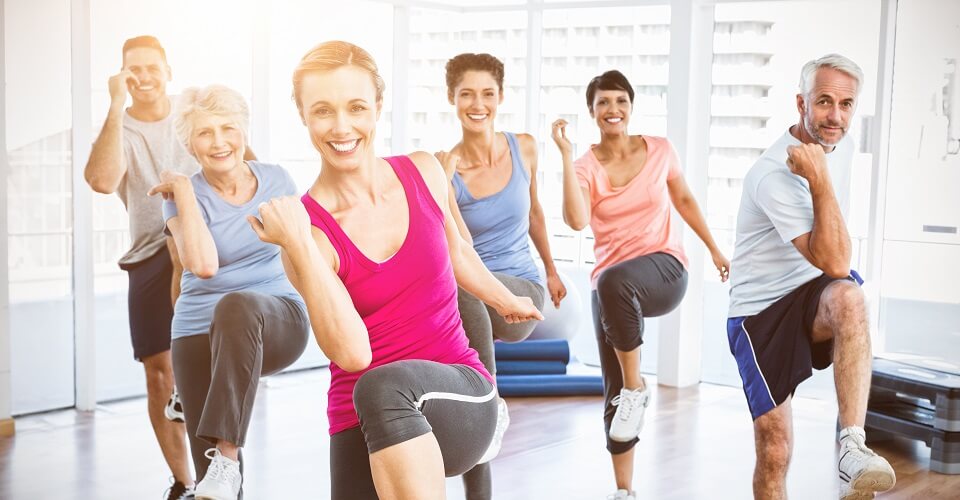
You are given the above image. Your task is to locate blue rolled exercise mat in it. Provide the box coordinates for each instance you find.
[494,339,570,363]
[496,360,567,375]
[496,374,603,397]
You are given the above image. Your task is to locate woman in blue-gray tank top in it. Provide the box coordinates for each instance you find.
[148,85,309,500]
[436,52,568,499]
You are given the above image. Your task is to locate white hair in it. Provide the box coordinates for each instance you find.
[799,53,864,97]
[174,84,250,150]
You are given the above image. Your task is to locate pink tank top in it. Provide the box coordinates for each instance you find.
[301,155,493,435]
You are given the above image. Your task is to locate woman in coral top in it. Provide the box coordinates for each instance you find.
[551,70,730,500]
[249,41,542,500]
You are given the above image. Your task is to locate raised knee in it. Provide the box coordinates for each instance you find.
[595,269,627,299]
[828,281,865,310]
[353,365,409,422]
[213,292,261,331]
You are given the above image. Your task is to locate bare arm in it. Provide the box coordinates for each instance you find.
[410,151,542,323]
[786,144,851,278]
[550,119,590,230]
[85,71,137,194]
[520,134,567,306]
[149,172,219,279]
[166,237,183,305]
[667,174,730,282]
[251,197,372,372]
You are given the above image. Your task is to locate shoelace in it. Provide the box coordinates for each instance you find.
[611,390,644,421]
[204,448,240,484]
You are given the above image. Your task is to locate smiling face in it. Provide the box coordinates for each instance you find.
[451,70,503,133]
[298,65,382,170]
[590,89,632,135]
[122,47,171,105]
[797,67,859,148]
[188,113,246,175]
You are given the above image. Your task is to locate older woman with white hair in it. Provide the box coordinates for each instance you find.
[148,84,309,500]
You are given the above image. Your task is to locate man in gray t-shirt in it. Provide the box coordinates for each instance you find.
[83,35,197,499]
[725,54,895,499]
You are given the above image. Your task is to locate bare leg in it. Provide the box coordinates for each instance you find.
[611,448,636,492]
[142,351,193,486]
[753,397,793,500]
[216,440,240,461]
[369,432,446,500]
[810,281,871,428]
[614,347,646,391]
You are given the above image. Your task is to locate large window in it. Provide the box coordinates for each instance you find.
[407,8,527,153]
[700,0,882,392]
[6,0,75,413]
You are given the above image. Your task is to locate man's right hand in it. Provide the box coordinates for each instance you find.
[786,143,829,188]
[108,70,139,107]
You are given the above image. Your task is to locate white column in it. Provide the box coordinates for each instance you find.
[71,0,96,411]
[0,0,14,434]
[658,0,714,388]
[864,0,898,353]
[392,5,411,153]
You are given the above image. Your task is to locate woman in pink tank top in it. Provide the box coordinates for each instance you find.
[550,70,730,500]
[247,41,542,500]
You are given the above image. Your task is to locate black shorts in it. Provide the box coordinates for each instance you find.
[727,271,863,420]
[122,245,175,361]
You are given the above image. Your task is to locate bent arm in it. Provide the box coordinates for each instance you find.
[280,233,371,372]
[84,104,127,194]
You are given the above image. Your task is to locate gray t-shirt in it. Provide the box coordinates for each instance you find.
[727,129,853,317]
[162,161,305,339]
[117,98,199,267]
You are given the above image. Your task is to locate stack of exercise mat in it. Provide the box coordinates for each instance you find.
[494,339,604,397]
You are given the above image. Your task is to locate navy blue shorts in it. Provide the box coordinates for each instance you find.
[727,271,863,420]
[122,245,175,361]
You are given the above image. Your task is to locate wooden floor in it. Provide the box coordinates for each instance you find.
[0,368,954,499]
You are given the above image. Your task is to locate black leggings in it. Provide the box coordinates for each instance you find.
[592,252,688,454]
[329,360,497,500]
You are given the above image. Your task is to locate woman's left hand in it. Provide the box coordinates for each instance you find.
[496,296,545,324]
[546,272,567,308]
[247,196,312,248]
[712,250,731,282]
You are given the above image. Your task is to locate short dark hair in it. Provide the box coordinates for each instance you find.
[445,53,505,99]
[585,70,634,113]
[122,35,167,65]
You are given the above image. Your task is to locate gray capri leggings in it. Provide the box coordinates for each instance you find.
[171,291,309,483]
[329,360,498,500]
[458,272,546,377]
[592,252,687,454]
[458,273,545,500]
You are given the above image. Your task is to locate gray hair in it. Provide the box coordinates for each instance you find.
[174,85,250,150]
[799,53,864,97]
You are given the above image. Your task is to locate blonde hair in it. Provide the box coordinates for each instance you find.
[174,85,250,150]
[291,40,386,115]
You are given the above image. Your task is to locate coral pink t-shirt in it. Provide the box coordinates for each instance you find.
[575,135,689,287]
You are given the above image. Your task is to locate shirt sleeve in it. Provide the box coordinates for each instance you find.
[754,170,815,244]
[161,198,178,237]
[664,138,683,181]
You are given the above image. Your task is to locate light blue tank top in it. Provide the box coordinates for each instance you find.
[162,162,305,339]
[452,132,542,286]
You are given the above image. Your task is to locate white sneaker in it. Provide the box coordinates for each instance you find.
[840,479,875,500]
[164,387,185,423]
[608,379,651,442]
[607,489,636,500]
[477,397,510,464]
[838,427,895,494]
[195,448,241,500]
